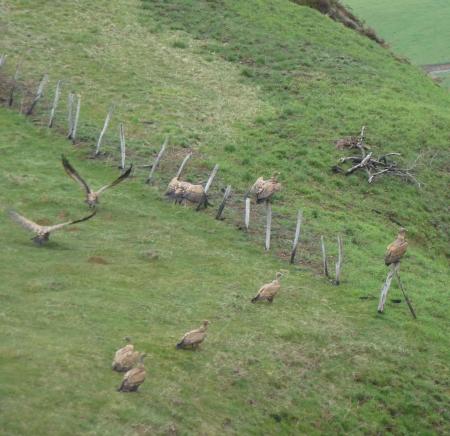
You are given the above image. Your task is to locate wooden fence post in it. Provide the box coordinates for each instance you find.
[175,153,192,179]
[26,73,48,116]
[290,210,302,264]
[245,197,251,231]
[196,164,219,211]
[204,164,219,194]
[377,263,398,313]
[334,235,343,285]
[8,64,20,107]
[265,202,272,251]
[71,94,81,143]
[67,92,74,138]
[320,235,329,278]
[215,185,232,220]
[395,269,417,319]
[94,106,114,156]
[48,80,62,128]
[119,123,126,170]
[146,137,168,184]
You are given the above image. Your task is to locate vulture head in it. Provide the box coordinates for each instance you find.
[275,271,283,280]
[398,227,407,237]
[86,192,98,208]
[32,232,50,245]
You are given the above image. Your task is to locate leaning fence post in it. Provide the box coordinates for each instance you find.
[377,263,398,313]
[71,94,81,143]
[334,235,343,285]
[196,164,219,211]
[26,73,48,116]
[176,153,192,179]
[146,137,168,184]
[204,164,219,194]
[119,123,126,170]
[394,269,417,319]
[48,80,62,128]
[320,235,329,278]
[216,185,232,220]
[265,202,272,251]
[244,197,251,231]
[8,64,20,107]
[290,210,302,264]
[94,106,114,156]
[67,92,74,138]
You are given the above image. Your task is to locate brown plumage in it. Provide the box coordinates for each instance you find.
[62,155,132,208]
[117,354,146,392]
[385,228,408,266]
[112,337,141,372]
[8,209,96,245]
[176,320,209,349]
[251,272,283,303]
[166,177,210,208]
[248,174,281,203]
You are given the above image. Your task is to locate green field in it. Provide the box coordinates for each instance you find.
[344,0,450,65]
[1,0,449,434]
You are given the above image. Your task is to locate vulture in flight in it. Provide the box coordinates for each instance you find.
[9,209,96,245]
[251,272,283,303]
[112,337,141,372]
[117,354,146,392]
[248,174,281,203]
[385,228,408,266]
[62,155,132,208]
[176,320,209,349]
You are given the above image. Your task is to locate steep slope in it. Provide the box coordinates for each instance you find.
[344,0,450,65]
[0,0,449,434]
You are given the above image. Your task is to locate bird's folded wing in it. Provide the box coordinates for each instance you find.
[9,210,41,232]
[183,331,203,344]
[62,155,92,194]
[97,165,132,194]
[128,368,145,384]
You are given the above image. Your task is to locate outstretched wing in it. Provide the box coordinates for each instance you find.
[62,155,91,194]
[44,210,97,233]
[9,210,42,233]
[96,165,132,195]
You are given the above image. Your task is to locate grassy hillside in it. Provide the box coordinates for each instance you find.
[1,0,449,434]
[344,0,450,65]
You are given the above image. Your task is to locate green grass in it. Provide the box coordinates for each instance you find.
[344,0,450,65]
[0,0,449,434]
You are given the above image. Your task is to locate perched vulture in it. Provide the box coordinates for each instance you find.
[166,177,210,208]
[251,272,283,303]
[176,320,209,349]
[8,209,96,245]
[117,354,146,392]
[112,337,140,372]
[248,174,281,204]
[62,155,132,208]
[384,228,408,266]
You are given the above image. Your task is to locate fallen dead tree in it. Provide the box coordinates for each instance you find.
[332,127,421,187]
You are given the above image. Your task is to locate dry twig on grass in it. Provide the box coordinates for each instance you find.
[332,126,421,187]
